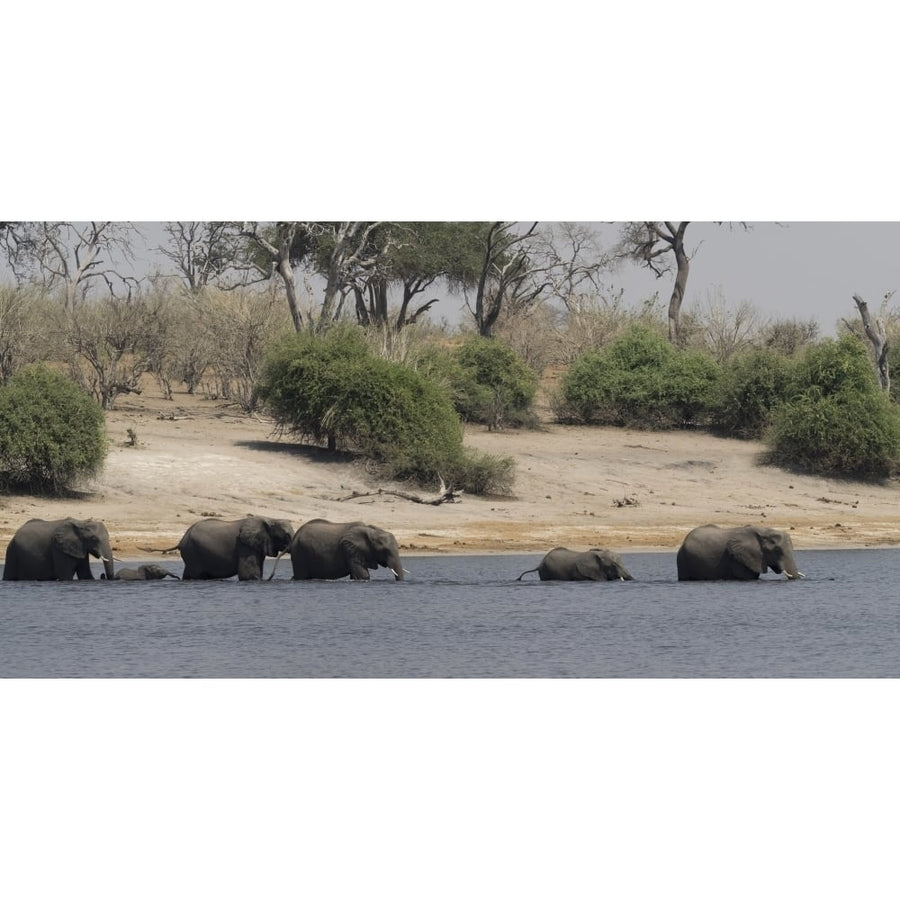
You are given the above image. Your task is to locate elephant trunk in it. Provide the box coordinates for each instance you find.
[387,553,404,580]
[267,548,289,581]
[98,539,115,580]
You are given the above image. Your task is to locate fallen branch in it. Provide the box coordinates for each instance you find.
[338,484,463,505]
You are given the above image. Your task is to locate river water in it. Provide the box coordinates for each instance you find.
[1,548,899,677]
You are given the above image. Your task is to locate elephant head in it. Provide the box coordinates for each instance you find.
[54,518,115,581]
[239,517,293,559]
[344,524,404,580]
[732,526,802,579]
[237,517,294,580]
[577,549,634,581]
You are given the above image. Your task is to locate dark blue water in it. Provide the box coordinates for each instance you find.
[1,549,899,677]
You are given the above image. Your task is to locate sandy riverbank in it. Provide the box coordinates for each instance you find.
[2,385,900,561]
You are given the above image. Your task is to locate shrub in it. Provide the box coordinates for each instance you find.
[790,334,876,397]
[765,336,900,478]
[767,389,900,477]
[257,327,516,493]
[418,336,538,429]
[0,365,107,495]
[554,325,722,428]
[711,349,795,438]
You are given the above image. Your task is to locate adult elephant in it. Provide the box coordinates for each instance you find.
[3,517,115,581]
[676,524,804,581]
[290,519,404,581]
[114,564,179,581]
[516,547,634,582]
[168,516,294,580]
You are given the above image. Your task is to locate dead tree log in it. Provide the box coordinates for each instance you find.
[852,292,891,392]
[337,479,463,506]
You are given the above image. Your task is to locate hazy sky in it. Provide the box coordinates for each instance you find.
[592,222,900,336]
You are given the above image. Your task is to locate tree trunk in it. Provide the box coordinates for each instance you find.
[276,256,303,331]
[668,238,690,343]
[853,293,890,392]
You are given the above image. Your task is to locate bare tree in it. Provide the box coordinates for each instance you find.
[617,222,752,345]
[0,284,58,383]
[693,288,759,362]
[4,222,139,306]
[468,222,557,337]
[158,222,242,293]
[64,291,171,409]
[617,222,691,343]
[851,292,892,392]
[533,222,613,313]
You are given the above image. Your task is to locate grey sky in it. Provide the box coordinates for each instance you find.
[592,222,900,337]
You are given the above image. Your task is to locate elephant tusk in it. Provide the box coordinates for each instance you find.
[785,571,805,580]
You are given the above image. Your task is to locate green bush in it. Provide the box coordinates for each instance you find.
[418,336,538,429]
[0,365,107,495]
[765,336,900,478]
[257,327,516,493]
[555,325,721,428]
[767,389,900,477]
[790,334,876,397]
[712,349,795,438]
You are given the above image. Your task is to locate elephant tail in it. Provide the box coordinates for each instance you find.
[516,567,539,581]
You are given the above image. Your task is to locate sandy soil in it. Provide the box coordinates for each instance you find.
[3,383,900,561]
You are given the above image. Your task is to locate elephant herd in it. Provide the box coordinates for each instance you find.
[1,516,805,584]
[1,516,403,582]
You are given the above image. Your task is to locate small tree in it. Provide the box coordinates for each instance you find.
[0,365,107,495]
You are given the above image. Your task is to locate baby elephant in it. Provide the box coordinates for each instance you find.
[517,547,634,582]
[115,564,180,581]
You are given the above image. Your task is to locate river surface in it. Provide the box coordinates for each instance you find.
[1,549,899,677]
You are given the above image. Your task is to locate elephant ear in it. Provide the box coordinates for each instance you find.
[340,530,370,576]
[726,532,765,575]
[239,518,271,556]
[574,553,603,580]
[52,521,84,558]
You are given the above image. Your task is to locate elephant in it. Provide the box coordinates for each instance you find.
[162,515,294,580]
[516,547,634,582]
[114,564,180,581]
[289,519,404,581]
[676,524,804,581]
[3,517,115,581]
